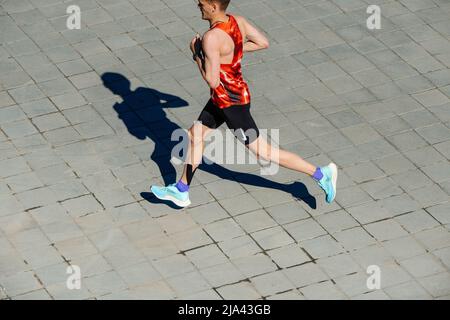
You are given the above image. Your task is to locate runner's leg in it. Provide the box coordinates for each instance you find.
[179,122,214,185]
[246,136,317,176]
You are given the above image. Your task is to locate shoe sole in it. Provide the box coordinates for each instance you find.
[329,163,338,203]
[151,188,191,208]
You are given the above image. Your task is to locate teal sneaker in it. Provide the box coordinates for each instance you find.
[317,163,338,204]
[151,184,191,208]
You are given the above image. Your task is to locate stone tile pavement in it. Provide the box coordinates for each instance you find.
[0,0,450,300]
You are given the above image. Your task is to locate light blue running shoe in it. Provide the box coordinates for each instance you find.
[151,184,191,208]
[318,163,338,204]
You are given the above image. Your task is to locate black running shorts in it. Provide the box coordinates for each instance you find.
[197,99,260,145]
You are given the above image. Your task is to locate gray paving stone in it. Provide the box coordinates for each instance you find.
[185,244,228,270]
[252,226,294,250]
[218,235,261,260]
[433,247,450,269]
[62,195,103,217]
[267,243,311,268]
[199,261,245,289]
[180,288,222,300]
[233,253,278,279]
[250,270,295,297]
[426,203,450,224]
[284,218,327,242]
[416,123,450,144]
[34,262,70,288]
[335,185,372,208]
[395,210,441,234]
[14,289,52,300]
[283,262,329,288]
[15,186,58,210]
[361,178,403,200]
[219,193,262,217]
[383,236,425,260]
[84,270,128,297]
[41,219,83,242]
[379,194,421,216]
[334,227,377,251]
[235,210,277,234]
[217,281,262,300]
[414,226,450,251]
[204,218,246,242]
[50,92,86,110]
[344,162,385,184]
[0,157,31,179]
[31,112,70,132]
[1,119,38,139]
[264,201,309,225]
[75,210,115,236]
[9,227,51,251]
[152,253,195,278]
[0,271,42,298]
[316,210,359,234]
[365,219,409,242]
[167,270,211,297]
[347,201,393,224]
[8,84,45,103]
[103,243,146,270]
[0,105,26,124]
[422,161,450,183]
[5,171,44,193]
[400,253,447,278]
[300,280,348,300]
[300,235,345,260]
[317,253,361,279]
[418,272,450,298]
[168,227,212,252]
[435,140,450,160]
[405,145,444,167]
[385,280,433,300]
[409,184,449,208]
[156,213,197,235]
[29,203,70,226]
[19,98,58,118]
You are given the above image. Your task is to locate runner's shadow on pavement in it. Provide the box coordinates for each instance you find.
[198,162,317,209]
[102,72,187,186]
[103,72,316,210]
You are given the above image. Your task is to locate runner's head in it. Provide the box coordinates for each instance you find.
[197,0,230,20]
[101,72,131,96]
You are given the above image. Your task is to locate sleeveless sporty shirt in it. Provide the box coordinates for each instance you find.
[210,15,251,109]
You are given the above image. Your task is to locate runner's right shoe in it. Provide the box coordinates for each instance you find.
[317,163,338,204]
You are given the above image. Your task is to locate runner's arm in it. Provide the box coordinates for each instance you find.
[194,32,221,89]
[241,18,269,52]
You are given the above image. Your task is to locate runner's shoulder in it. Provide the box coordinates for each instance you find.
[231,15,248,33]
[232,14,246,23]
[203,28,222,42]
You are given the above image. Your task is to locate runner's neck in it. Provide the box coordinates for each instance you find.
[210,14,230,29]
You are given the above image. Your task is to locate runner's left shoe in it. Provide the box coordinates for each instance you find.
[151,184,191,208]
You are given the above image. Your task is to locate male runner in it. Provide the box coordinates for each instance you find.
[151,0,338,208]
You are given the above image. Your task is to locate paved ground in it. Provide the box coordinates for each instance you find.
[1,0,450,300]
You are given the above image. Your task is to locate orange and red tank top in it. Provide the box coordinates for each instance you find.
[210,15,251,109]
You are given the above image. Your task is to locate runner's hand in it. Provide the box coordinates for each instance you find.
[190,34,203,59]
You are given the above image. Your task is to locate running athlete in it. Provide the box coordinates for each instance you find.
[151,0,338,208]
